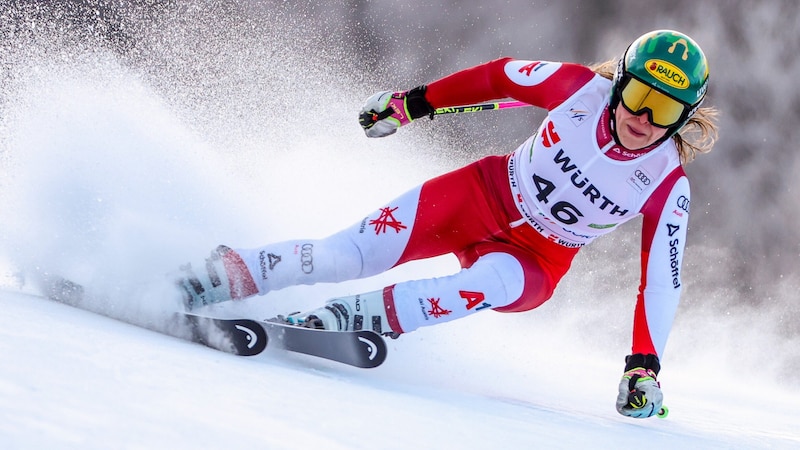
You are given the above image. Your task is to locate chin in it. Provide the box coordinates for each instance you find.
[628,143,650,151]
[619,138,650,151]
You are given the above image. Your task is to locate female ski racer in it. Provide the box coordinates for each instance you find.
[175,29,718,418]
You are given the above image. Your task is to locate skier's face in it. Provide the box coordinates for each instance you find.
[614,105,669,150]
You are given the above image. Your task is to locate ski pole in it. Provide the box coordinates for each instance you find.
[360,100,531,128]
[433,100,531,116]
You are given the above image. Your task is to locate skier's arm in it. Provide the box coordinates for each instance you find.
[617,167,690,419]
[632,167,690,358]
[425,58,596,109]
[358,58,595,138]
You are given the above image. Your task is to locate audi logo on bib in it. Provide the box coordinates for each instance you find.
[635,170,651,185]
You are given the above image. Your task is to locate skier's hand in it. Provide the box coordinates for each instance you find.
[615,354,664,419]
[358,86,433,138]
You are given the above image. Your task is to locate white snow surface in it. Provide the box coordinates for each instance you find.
[1,288,798,449]
[0,33,798,450]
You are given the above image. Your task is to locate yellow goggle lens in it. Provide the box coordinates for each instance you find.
[620,77,688,128]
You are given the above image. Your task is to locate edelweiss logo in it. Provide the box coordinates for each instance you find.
[427,298,452,318]
[369,206,407,234]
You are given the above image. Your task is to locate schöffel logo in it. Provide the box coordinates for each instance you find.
[645,59,689,89]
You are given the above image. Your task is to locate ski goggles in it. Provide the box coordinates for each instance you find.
[619,76,691,128]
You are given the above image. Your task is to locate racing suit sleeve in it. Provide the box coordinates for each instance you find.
[424,58,596,110]
[633,166,691,358]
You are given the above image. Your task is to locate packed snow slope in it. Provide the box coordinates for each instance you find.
[1,289,799,450]
[1,3,799,449]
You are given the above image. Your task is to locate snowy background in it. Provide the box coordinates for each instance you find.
[1,1,799,448]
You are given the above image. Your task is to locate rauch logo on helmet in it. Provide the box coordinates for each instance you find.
[645,59,689,90]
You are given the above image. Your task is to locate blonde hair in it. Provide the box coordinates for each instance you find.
[590,60,719,165]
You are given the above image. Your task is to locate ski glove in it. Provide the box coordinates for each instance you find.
[358,86,434,138]
[615,354,664,419]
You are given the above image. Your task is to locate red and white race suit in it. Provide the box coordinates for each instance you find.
[237,58,690,358]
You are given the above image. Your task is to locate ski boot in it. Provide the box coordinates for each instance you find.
[283,290,401,338]
[174,245,259,310]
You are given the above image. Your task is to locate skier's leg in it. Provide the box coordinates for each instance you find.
[175,157,501,310]
[286,241,563,336]
[173,184,423,309]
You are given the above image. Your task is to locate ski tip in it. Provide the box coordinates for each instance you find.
[231,321,269,356]
[180,314,268,356]
[656,406,669,419]
[356,332,387,368]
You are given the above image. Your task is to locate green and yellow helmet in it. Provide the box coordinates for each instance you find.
[611,30,709,135]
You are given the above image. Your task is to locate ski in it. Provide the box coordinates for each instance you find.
[260,320,387,369]
[28,272,387,366]
[173,313,387,368]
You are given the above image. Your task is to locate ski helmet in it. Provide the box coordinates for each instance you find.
[611,30,709,134]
